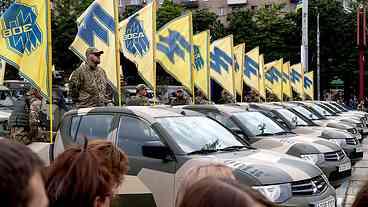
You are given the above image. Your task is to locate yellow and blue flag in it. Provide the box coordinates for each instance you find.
[304,71,314,100]
[290,63,304,97]
[244,47,259,92]
[234,43,245,98]
[193,30,210,99]
[296,0,303,12]
[0,0,51,96]
[282,61,292,98]
[119,1,156,90]
[265,59,283,101]
[210,35,234,96]
[70,0,119,89]
[258,54,266,99]
[156,13,193,94]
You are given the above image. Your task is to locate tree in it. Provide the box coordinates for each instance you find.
[227,9,257,50]
[192,9,226,41]
[52,0,94,74]
[157,0,183,29]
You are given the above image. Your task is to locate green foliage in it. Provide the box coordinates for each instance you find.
[52,0,95,74]
[157,0,183,29]
[192,9,225,40]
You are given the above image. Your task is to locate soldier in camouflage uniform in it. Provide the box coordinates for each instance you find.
[9,88,48,145]
[126,84,150,106]
[218,90,235,104]
[195,90,209,105]
[69,47,113,108]
[170,88,192,106]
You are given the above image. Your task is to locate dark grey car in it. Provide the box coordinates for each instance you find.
[181,104,352,187]
[52,106,336,207]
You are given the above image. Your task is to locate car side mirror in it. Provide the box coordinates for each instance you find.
[142,141,171,160]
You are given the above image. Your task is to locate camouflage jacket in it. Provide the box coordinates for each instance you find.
[218,95,235,104]
[170,97,191,106]
[70,63,111,108]
[126,95,150,106]
[195,96,209,105]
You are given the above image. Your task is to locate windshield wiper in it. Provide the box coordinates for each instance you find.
[219,145,247,152]
[187,149,219,155]
[256,132,275,136]
[274,131,294,135]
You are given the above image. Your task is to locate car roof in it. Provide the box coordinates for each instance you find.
[248,103,284,110]
[64,106,202,122]
[183,104,246,114]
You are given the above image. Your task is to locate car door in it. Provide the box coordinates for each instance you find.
[53,113,116,159]
[115,115,176,207]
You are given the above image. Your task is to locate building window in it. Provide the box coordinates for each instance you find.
[265,4,271,9]
[251,5,257,10]
[218,7,225,16]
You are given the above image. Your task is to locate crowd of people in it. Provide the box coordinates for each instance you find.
[2,138,368,207]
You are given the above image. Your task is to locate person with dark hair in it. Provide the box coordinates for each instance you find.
[352,181,368,207]
[45,143,114,207]
[0,140,48,207]
[179,177,276,207]
[87,140,129,188]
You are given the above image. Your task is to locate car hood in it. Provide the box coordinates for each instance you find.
[0,111,11,121]
[189,149,322,185]
[255,133,341,154]
[293,126,353,139]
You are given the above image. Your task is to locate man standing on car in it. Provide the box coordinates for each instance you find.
[69,47,113,108]
[126,84,150,106]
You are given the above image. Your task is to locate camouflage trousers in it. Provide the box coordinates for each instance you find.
[10,127,49,145]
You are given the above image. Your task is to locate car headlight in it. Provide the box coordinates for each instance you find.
[253,183,291,203]
[300,154,324,164]
[328,139,346,146]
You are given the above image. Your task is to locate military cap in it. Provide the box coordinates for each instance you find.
[136,84,147,91]
[85,47,104,58]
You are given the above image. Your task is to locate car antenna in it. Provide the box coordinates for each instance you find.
[180,111,186,116]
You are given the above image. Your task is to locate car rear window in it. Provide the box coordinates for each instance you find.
[75,115,113,142]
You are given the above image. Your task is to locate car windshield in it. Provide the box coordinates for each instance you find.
[331,103,348,112]
[233,111,286,136]
[317,103,339,115]
[323,103,342,113]
[310,104,333,116]
[292,106,320,120]
[275,109,309,126]
[156,116,245,154]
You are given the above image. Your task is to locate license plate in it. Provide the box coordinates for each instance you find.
[339,162,351,172]
[316,198,335,207]
[356,147,363,152]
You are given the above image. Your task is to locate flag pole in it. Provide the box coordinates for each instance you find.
[114,0,122,106]
[47,0,53,144]
[153,0,157,105]
[189,12,195,104]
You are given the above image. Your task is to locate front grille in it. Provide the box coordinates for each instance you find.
[347,128,358,135]
[346,138,359,145]
[291,175,328,196]
[324,150,345,161]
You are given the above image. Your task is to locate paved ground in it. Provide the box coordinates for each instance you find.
[337,138,368,207]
